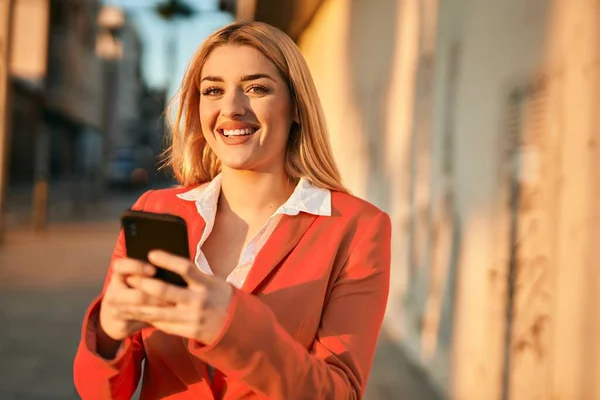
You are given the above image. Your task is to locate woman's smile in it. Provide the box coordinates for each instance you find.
[216,120,261,145]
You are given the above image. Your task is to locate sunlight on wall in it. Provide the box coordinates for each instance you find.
[298,0,600,398]
[540,0,600,398]
[296,0,369,198]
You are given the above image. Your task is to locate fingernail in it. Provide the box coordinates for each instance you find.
[144,265,155,275]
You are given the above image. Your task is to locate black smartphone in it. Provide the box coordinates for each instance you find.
[121,210,189,288]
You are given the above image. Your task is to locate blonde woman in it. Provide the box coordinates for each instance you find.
[74,21,391,400]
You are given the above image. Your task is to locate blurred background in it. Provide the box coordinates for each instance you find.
[1,0,598,399]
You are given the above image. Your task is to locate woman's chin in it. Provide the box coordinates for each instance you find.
[217,148,284,174]
[219,157,257,172]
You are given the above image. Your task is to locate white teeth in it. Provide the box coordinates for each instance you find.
[223,128,255,136]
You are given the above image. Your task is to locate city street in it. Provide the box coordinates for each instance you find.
[0,193,441,400]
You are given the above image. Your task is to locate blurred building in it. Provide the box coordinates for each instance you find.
[6,0,51,183]
[7,1,150,191]
[97,6,152,187]
[7,0,105,186]
[45,0,105,196]
[9,76,44,183]
[138,84,168,181]
[103,10,142,151]
[243,0,600,399]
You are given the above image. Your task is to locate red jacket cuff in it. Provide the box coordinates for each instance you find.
[77,296,135,376]
[187,287,274,378]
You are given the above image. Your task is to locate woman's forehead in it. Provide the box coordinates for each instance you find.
[201,45,280,80]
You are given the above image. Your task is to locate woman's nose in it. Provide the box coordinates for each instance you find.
[220,89,247,118]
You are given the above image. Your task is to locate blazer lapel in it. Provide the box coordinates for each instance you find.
[242,213,318,293]
[177,202,206,262]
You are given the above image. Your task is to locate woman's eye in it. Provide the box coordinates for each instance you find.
[247,85,269,94]
[201,87,223,96]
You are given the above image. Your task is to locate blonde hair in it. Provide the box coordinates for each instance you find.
[162,21,348,193]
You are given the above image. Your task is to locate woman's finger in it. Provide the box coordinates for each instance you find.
[113,258,155,278]
[120,305,189,324]
[105,286,170,307]
[126,275,197,304]
[147,251,210,285]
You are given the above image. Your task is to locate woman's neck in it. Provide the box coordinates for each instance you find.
[218,167,295,220]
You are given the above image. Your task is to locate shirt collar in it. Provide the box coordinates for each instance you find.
[176,173,332,218]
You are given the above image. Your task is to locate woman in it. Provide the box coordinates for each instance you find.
[73,21,391,400]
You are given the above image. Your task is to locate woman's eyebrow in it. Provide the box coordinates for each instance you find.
[240,73,275,82]
[200,75,223,83]
[200,73,275,83]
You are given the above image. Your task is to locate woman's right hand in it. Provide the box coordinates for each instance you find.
[98,258,160,342]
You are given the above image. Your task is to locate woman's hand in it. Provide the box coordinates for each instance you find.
[122,250,234,345]
[98,259,164,343]
[96,258,173,359]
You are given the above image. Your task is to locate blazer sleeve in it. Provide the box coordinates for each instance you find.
[73,190,154,400]
[190,211,392,399]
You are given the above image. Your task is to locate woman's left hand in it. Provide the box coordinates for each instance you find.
[123,250,233,345]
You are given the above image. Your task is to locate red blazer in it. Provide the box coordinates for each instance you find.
[73,188,391,399]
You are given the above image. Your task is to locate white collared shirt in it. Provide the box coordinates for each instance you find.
[176,174,332,289]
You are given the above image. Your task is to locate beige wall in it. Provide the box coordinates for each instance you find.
[436,1,550,398]
[433,0,600,398]
[540,1,600,398]
[10,0,49,85]
[298,0,448,393]
[299,0,600,399]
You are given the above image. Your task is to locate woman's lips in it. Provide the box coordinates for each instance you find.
[217,128,259,145]
[220,128,257,137]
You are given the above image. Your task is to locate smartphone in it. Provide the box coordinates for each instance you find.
[121,209,189,288]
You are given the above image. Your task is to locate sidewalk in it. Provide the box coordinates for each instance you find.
[0,222,121,400]
[0,218,442,399]
[365,332,443,400]
[4,180,156,229]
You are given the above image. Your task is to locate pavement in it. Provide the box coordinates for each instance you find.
[0,189,442,400]
[3,181,161,229]
[0,222,120,400]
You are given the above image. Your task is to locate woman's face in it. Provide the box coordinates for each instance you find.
[199,44,294,173]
